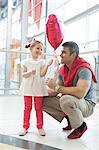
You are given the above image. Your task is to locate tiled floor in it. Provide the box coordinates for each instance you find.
[0,96,99,150]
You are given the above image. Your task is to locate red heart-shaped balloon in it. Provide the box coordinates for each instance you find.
[46,14,64,50]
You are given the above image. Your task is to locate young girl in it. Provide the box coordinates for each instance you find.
[19,39,53,136]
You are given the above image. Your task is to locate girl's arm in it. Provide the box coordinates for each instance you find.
[40,59,53,77]
[22,65,35,78]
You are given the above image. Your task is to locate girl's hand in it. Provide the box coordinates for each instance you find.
[47,59,53,67]
[31,69,36,75]
[53,56,59,67]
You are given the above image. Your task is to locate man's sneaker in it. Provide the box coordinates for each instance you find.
[63,124,72,131]
[67,122,87,139]
[19,128,28,136]
[38,128,46,136]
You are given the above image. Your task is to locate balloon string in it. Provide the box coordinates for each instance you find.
[53,51,60,81]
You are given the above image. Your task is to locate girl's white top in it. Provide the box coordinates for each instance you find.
[20,58,48,96]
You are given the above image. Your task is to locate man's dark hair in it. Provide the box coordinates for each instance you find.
[62,41,79,56]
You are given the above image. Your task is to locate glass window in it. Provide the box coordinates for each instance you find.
[88,12,99,41]
[56,0,87,21]
[87,0,99,8]
[64,18,87,48]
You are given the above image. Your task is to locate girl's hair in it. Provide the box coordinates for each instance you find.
[25,39,43,50]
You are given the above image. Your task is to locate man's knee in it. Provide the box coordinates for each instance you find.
[60,95,76,111]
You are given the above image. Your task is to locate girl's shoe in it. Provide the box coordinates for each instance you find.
[19,128,28,136]
[38,128,46,136]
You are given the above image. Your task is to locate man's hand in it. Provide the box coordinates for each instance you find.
[46,78,57,90]
[47,87,57,96]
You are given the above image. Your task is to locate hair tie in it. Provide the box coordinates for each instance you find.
[25,44,30,48]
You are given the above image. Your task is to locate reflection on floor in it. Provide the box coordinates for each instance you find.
[0,143,26,150]
[0,96,99,150]
[0,134,59,150]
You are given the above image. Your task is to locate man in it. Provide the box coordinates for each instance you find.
[43,41,97,139]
